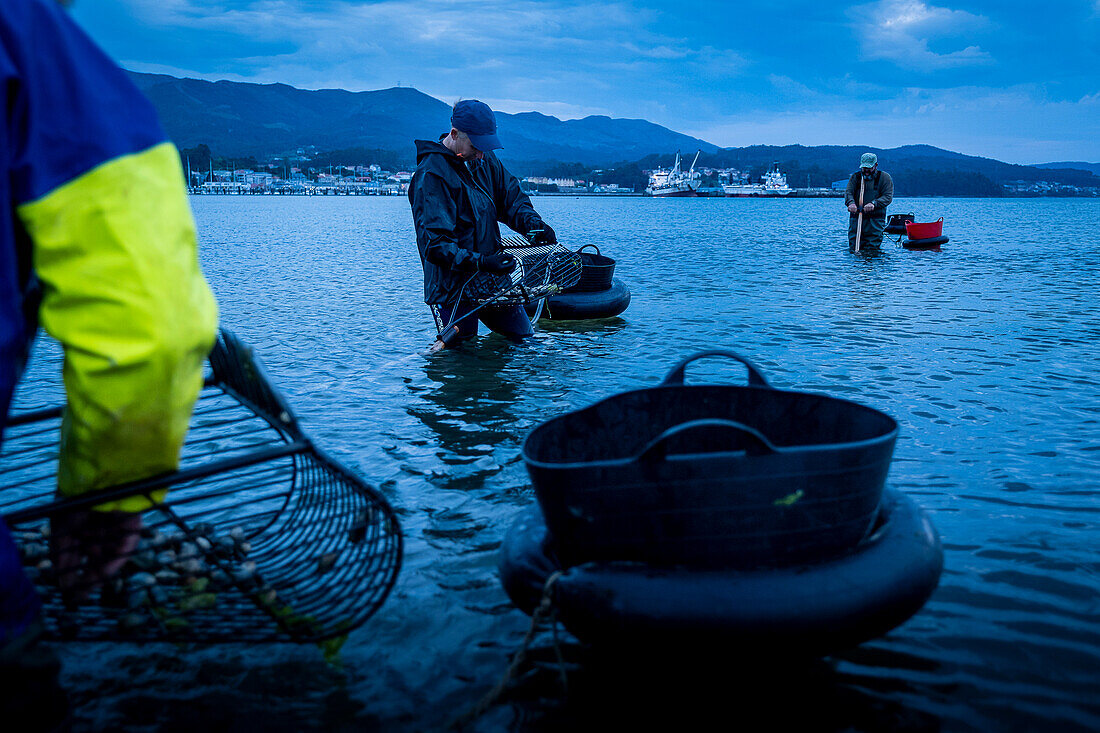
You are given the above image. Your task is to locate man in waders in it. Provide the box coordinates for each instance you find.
[845,153,894,251]
[0,1,218,726]
[409,100,558,349]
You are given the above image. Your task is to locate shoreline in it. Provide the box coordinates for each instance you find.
[186,190,1097,199]
[185,189,845,198]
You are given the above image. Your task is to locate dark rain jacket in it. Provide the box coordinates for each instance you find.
[409,138,546,305]
[845,169,893,218]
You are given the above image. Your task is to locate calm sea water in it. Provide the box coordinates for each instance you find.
[19,195,1099,731]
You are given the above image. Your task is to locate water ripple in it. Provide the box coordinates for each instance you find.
[8,195,1098,730]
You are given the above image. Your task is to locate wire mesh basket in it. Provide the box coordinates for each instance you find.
[465,235,583,305]
[0,329,402,643]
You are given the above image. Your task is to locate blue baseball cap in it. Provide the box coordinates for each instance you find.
[451,99,502,151]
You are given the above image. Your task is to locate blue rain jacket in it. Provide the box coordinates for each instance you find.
[0,0,217,643]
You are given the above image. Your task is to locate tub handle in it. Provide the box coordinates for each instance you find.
[661,350,772,388]
[637,418,778,462]
[576,244,602,255]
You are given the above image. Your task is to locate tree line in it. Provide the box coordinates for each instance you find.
[179,142,1096,197]
[178,144,415,179]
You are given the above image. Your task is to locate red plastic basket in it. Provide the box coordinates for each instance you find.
[905,218,943,239]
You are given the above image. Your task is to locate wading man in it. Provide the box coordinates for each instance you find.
[409,99,557,349]
[845,153,893,250]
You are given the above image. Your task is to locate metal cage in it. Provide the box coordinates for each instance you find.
[0,329,402,643]
[463,236,583,305]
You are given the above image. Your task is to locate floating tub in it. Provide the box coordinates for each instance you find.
[904,218,943,240]
[523,351,898,569]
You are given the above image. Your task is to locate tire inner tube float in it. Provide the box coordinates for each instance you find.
[538,244,631,320]
[543,278,631,320]
[500,489,943,657]
[903,235,949,249]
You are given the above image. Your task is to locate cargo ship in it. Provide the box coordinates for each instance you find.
[646,151,701,197]
[724,162,793,196]
[762,162,793,195]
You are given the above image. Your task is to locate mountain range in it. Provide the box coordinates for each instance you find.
[130,72,1099,190]
[1033,161,1100,176]
[128,72,717,166]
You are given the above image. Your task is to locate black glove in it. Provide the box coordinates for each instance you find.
[528,223,557,245]
[479,252,517,274]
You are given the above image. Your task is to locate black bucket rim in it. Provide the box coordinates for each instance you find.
[522,351,899,471]
[578,253,616,268]
[523,383,899,471]
[576,244,616,267]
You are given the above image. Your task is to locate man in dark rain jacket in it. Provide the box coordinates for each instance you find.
[845,152,893,250]
[409,100,557,349]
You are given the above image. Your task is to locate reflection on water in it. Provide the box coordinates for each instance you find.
[852,241,890,261]
[409,344,525,461]
[405,343,532,499]
[406,318,631,475]
[9,196,1098,731]
[536,316,629,336]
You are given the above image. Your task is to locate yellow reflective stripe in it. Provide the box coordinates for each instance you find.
[17,142,218,512]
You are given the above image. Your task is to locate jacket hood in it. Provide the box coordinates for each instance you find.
[415,138,457,165]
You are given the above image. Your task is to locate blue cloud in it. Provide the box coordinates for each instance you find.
[852,0,993,71]
[70,0,1100,162]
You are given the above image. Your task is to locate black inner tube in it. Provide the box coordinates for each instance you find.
[903,235,949,248]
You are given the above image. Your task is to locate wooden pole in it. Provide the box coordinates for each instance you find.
[854,175,865,253]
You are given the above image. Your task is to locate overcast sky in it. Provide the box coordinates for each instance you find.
[70,0,1099,164]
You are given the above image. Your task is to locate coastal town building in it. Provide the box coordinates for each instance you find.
[188,164,410,195]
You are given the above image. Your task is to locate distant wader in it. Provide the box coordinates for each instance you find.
[845,167,892,250]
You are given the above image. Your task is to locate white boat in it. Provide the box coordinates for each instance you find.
[722,181,764,197]
[762,162,792,195]
[724,162,793,197]
[646,150,700,197]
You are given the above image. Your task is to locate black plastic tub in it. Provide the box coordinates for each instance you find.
[569,244,616,292]
[522,351,899,570]
[884,213,914,235]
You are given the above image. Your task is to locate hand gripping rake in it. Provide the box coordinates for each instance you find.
[433,235,582,347]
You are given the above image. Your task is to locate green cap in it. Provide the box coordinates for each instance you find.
[860,152,878,168]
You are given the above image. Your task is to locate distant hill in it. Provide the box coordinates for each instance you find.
[128,72,718,166]
[1033,161,1100,176]
[131,72,1099,194]
[662,144,1100,194]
